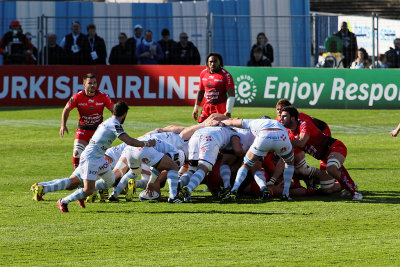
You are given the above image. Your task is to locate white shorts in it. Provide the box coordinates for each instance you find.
[249,130,293,160]
[122,146,165,170]
[188,132,219,165]
[76,154,111,181]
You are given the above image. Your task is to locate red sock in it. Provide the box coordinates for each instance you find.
[338,165,357,194]
[73,157,79,169]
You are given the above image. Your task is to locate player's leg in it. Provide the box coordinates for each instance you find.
[155,154,181,202]
[274,135,295,200]
[72,129,91,169]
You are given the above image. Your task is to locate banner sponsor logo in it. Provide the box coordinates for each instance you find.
[235,74,257,104]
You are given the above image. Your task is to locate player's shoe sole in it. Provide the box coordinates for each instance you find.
[221,190,237,202]
[352,192,363,201]
[168,197,184,203]
[30,183,44,201]
[57,199,68,213]
[125,179,136,202]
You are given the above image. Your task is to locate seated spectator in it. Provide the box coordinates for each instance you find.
[85,24,107,65]
[158,28,178,64]
[176,32,200,65]
[109,32,136,65]
[60,21,90,65]
[250,32,274,65]
[25,32,38,65]
[0,20,33,65]
[247,46,271,66]
[377,54,388,69]
[39,33,66,65]
[385,38,400,68]
[350,48,371,69]
[136,30,163,65]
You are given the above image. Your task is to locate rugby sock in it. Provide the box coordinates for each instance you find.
[167,170,179,199]
[283,165,295,197]
[254,171,267,191]
[187,169,206,193]
[136,179,149,189]
[338,165,357,195]
[95,179,108,191]
[231,166,248,191]
[41,178,71,193]
[111,174,130,197]
[179,171,193,187]
[219,164,232,189]
[61,188,85,204]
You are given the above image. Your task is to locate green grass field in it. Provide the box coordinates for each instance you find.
[1,106,400,266]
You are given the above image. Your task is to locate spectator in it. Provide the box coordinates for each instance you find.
[133,24,144,48]
[85,24,107,65]
[176,32,201,65]
[136,30,163,65]
[334,22,358,68]
[247,46,271,67]
[250,32,274,64]
[39,33,66,65]
[25,32,38,65]
[109,32,136,65]
[0,20,33,65]
[384,38,400,68]
[377,53,388,69]
[60,21,90,65]
[350,48,371,69]
[158,28,178,64]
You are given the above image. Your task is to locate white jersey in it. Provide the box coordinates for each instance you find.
[188,126,237,164]
[242,119,287,135]
[223,127,255,152]
[121,139,180,169]
[83,117,126,159]
[105,142,128,168]
[144,131,188,158]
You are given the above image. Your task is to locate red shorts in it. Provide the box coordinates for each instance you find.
[75,129,95,143]
[320,140,347,169]
[198,102,226,123]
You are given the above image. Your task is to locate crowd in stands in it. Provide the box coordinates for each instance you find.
[1,20,400,68]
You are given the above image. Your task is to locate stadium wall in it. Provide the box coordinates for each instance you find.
[1,65,399,109]
[0,0,310,67]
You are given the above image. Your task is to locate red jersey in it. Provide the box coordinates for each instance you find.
[288,118,337,160]
[199,68,234,105]
[68,90,113,130]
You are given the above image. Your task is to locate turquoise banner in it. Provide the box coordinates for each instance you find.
[226,67,400,109]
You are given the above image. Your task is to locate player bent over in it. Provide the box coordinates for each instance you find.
[209,118,295,201]
[280,106,362,200]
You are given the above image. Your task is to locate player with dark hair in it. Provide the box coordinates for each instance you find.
[280,105,362,200]
[192,52,235,123]
[60,73,114,169]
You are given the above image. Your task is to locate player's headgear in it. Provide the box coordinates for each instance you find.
[113,101,129,117]
[206,52,223,67]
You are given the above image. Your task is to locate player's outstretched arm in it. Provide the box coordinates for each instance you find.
[119,134,156,147]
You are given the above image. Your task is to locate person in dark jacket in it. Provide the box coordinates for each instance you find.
[60,21,90,65]
[39,33,66,65]
[176,32,200,65]
[136,30,163,65]
[249,32,273,65]
[85,24,107,65]
[109,32,137,65]
[0,20,33,65]
[333,22,358,68]
[158,28,178,64]
[247,46,271,67]
[385,38,400,68]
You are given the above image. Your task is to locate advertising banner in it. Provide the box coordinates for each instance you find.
[1,65,400,109]
[228,67,400,109]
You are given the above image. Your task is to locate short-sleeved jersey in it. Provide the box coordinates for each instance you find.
[199,68,234,105]
[83,117,126,159]
[194,126,238,149]
[68,90,113,130]
[223,127,255,152]
[288,119,337,160]
[242,119,287,136]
